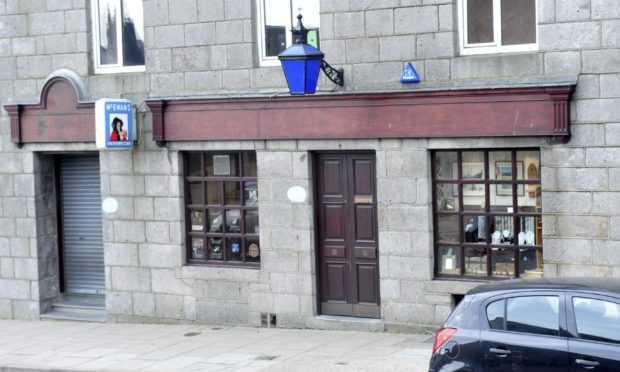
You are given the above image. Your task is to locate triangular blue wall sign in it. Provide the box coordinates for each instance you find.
[401,62,420,83]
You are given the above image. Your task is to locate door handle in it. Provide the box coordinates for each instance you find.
[489,347,511,357]
[575,358,600,370]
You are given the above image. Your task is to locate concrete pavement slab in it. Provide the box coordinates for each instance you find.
[0,320,433,371]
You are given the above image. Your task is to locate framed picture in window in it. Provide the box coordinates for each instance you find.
[496,161,524,196]
[452,162,484,196]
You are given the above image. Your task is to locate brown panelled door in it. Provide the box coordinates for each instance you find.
[316,153,380,318]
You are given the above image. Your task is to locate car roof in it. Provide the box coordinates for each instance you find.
[467,277,620,296]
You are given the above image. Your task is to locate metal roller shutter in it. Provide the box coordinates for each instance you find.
[60,155,105,295]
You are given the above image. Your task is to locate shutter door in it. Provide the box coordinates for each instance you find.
[60,155,105,295]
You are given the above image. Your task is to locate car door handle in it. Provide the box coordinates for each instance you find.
[575,359,600,369]
[489,347,512,357]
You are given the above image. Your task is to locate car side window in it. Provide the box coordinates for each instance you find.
[486,299,505,330]
[506,296,560,336]
[487,296,560,336]
[573,297,620,345]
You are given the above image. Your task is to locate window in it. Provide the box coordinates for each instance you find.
[92,0,145,73]
[433,150,542,278]
[459,0,537,55]
[184,152,259,267]
[256,0,320,66]
[573,297,620,344]
[486,296,560,336]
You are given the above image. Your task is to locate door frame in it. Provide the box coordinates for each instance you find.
[312,150,381,317]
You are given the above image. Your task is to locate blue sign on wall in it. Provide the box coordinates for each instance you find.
[401,62,421,84]
[96,99,134,150]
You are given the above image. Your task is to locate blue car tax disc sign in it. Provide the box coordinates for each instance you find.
[95,98,134,150]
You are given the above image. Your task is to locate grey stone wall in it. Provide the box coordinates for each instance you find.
[0,0,620,328]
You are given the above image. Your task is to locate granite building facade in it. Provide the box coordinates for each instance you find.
[0,0,618,331]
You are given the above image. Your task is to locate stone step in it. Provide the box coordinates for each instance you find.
[305,315,386,332]
[41,294,107,323]
[41,309,107,323]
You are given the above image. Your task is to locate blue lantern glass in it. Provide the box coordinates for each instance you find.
[278,15,325,95]
[279,44,323,95]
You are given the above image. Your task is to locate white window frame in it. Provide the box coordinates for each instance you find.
[256,0,320,67]
[458,0,538,56]
[91,0,145,74]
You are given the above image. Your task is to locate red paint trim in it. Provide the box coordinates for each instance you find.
[3,77,95,146]
[145,86,574,145]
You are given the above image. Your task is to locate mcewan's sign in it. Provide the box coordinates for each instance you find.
[96,99,134,150]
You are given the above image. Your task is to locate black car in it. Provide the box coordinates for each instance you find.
[429,278,620,371]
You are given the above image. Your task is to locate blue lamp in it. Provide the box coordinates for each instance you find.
[278,14,344,95]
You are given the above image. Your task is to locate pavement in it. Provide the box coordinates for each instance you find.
[0,320,434,372]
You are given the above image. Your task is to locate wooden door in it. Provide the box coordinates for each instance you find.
[315,152,380,318]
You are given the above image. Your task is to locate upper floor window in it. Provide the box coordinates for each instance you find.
[433,149,542,278]
[92,0,145,74]
[459,0,537,55]
[257,0,320,66]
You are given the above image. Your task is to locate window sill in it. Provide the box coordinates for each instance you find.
[459,43,538,56]
[94,65,146,75]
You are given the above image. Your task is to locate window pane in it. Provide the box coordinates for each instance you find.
[191,237,205,259]
[437,215,459,243]
[465,247,487,275]
[492,247,514,276]
[121,0,145,66]
[491,216,514,244]
[501,0,536,45]
[225,209,241,233]
[519,248,542,277]
[187,153,202,177]
[487,299,505,330]
[188,182,204,205]
[208,237,223,260]
[190,210,204,232]
[246,237,260,263]
[517,150,540,180]
[518,216,541,245]
[490,184,514,210]
[244,181,258,206]
[206,181,221,205]
[464,215,486,243]
[462,184,485,211]
[507,296,559,336]
[264,0,289,56]
[243,152,257,177]
[98,0,118,64]
[245,210,259,234]
[434,151,458,180]
[207,209,222,232]
[438,246,460,275]
[467,0,494,44]
[462,152,485,179]
[292,0,320,29]
[574,297,620,344]
[227,237,242,261]
[225,181,241,205]
[436,183,459,212]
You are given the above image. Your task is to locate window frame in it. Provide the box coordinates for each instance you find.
[91,0,146,74]
[432,149,542,279]
[255,0,320,67]
[458,0,539,55]
[183,151,259,268]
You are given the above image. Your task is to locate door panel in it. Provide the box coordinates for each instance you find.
[357,264,378,303]
[316,152,380,318]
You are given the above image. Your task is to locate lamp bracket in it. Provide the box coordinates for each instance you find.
[321,60,344,87]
